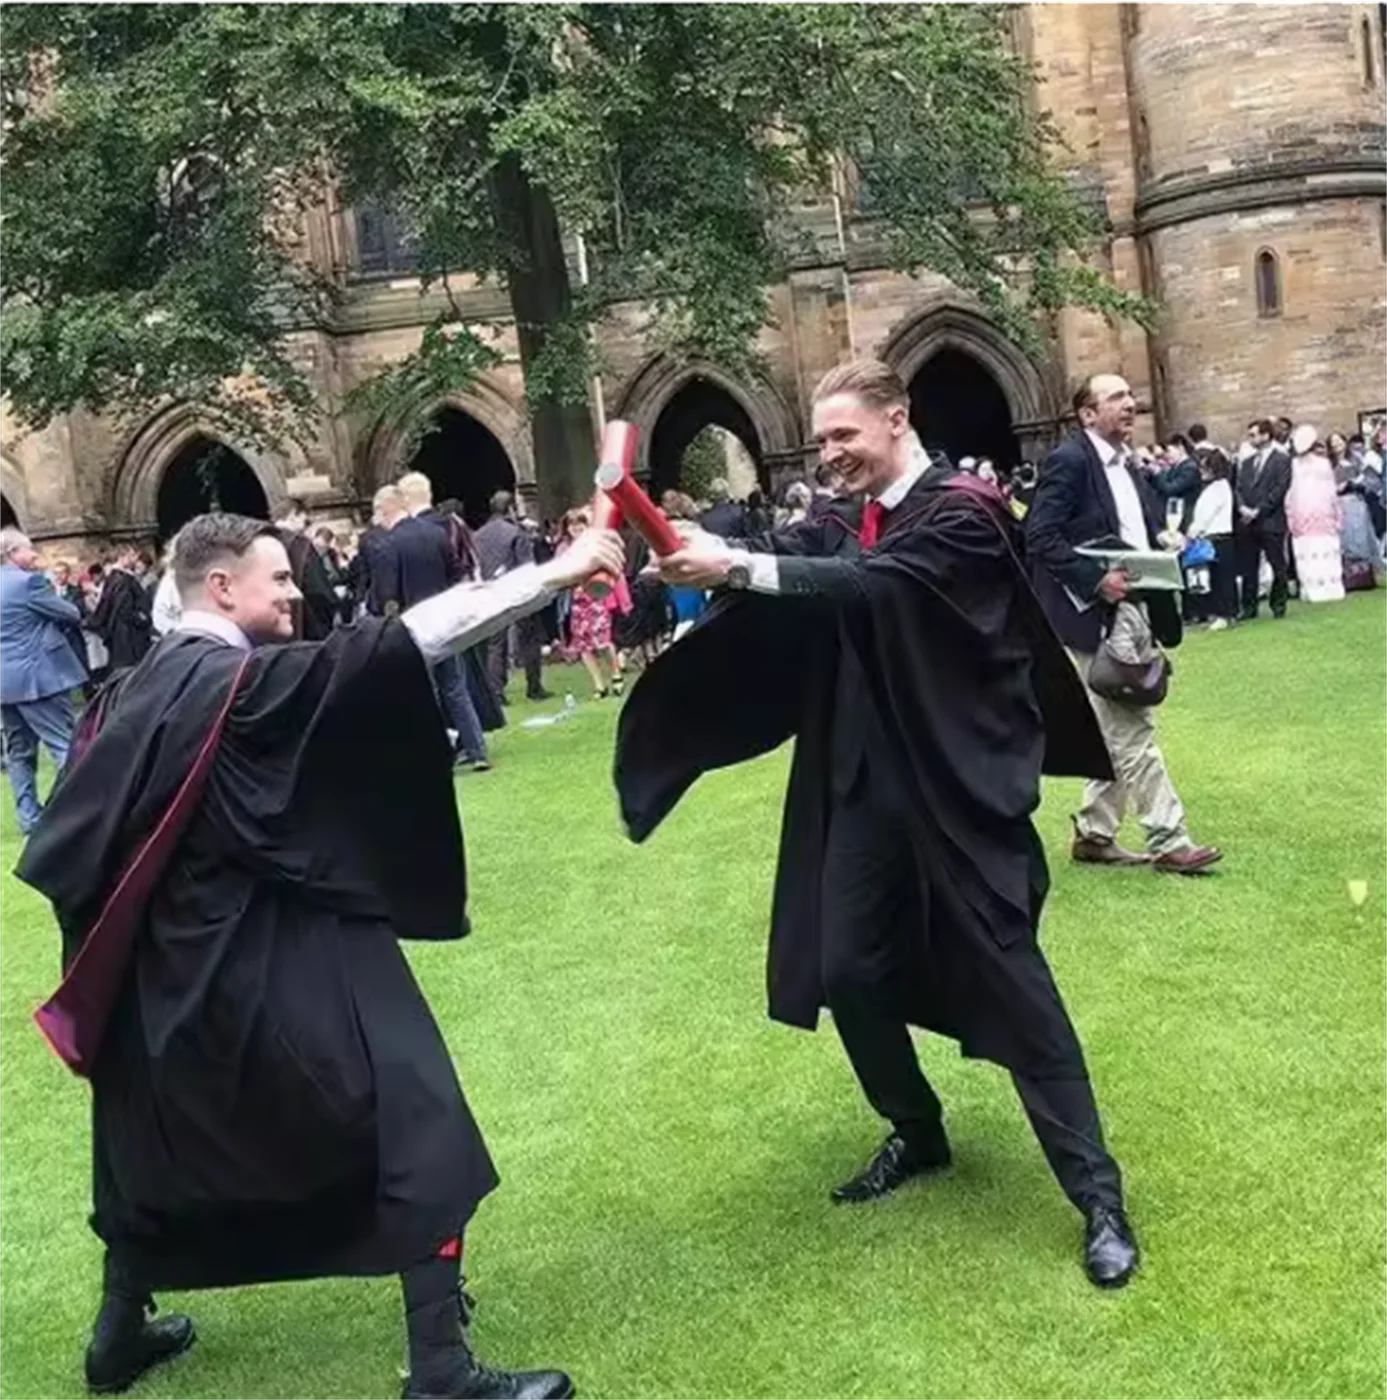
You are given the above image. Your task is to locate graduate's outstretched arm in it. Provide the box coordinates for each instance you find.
[402,529,625,664]
[653,534,866,604]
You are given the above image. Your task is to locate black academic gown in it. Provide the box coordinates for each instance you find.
[283,531,340,641]
[17,621,497,1290]
[90,569,152,671]
[615,469,1114,1075]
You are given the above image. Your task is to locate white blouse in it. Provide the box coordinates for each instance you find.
[1189,479,1233,538]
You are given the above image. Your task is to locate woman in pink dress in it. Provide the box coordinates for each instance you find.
[1286,424,1344,603]
[560,507,629,697]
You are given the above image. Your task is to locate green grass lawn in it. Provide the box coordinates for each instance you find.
[2,595,1385,1400]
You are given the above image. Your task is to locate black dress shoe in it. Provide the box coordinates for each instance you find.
[830,1131,952,1204]
[527,688,555,701]
[403,1347,573,1400]
[1083,1205,1139,1288]
[85,1307,195,1394]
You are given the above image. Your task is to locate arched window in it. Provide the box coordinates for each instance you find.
[1364,17,1378,86]
[1255,249,1282,318]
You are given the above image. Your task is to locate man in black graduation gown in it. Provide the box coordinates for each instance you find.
[18,512,625,1398]
[275,498,340,641]
[89,545,153,671]
[616,359,1139,1288]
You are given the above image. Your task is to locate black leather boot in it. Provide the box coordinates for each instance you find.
[402,1255,572,1400]
[84,1277,194,1395]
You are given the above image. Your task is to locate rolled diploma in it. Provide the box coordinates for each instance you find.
[594,462,682,557]
[586,421,638,599]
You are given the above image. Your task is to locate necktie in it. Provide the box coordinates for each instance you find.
[860,499,886,548]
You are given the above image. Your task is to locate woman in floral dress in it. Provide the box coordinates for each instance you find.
[560,507,628,698]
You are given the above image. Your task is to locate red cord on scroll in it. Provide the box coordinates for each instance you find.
[594,422,682,558]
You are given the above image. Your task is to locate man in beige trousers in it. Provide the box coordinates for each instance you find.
[1025,375,1221,875]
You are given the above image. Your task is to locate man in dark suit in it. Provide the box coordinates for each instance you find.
[1236,417,1292,620]
[376,484,490,771]
[628,358,1139,1289]
[1,528,88,834]
[1026,374,1221,876]
[698,478,747,540]
[473,491,546,703]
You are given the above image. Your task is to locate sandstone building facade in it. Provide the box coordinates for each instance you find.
[3,3,1384,552]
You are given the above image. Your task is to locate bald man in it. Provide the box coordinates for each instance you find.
[1026,374,1220,875]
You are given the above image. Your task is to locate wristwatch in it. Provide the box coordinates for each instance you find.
[725,559,752,590]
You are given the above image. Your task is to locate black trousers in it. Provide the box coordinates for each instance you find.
[1185,535,1238,622]
[819,784,1122,1213]
[486,622,545,701]
[1238,520,1289,617]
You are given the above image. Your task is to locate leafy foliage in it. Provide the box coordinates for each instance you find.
[678,427,727,503]
[1,3,1152,499]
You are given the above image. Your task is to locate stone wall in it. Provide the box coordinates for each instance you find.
[1148,198,1387,439]
[3,2,1383,553]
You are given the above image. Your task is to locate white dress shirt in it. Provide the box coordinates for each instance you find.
[1085,429,1150,551]
[736,442,933,594]
[175,609,253,650]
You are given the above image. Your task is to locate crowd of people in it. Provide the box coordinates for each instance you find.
[986,416,1387,626]
[5,411,1382,831]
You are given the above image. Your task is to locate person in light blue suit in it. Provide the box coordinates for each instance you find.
[1,527,88,834]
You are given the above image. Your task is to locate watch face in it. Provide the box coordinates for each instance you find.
[727,563,750,589]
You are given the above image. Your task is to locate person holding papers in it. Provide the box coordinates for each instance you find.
[1026,374,1222,876]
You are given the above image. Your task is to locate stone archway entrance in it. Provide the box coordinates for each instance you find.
[1,494,18,529]
[156,436,269,541]
[649,377,765,500]
[909,349,1021,469]
[881,296,1061,466]
[113,404,289,540]
[405,407,517,529]
[615,356,803,499]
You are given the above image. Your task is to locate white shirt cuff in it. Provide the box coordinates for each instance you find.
[401,563,555,665]
[730,549,781,594]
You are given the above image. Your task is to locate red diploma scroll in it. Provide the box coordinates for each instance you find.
[594,433,681,558]
[585,424,634,599]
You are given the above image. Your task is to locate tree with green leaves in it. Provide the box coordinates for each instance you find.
[1,4,1148,517]
[678,427,728,505]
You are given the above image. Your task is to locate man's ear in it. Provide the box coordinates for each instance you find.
[204,567,233,605]
[887,403,910,437]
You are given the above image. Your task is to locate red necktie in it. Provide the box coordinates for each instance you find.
[859,499,886,548]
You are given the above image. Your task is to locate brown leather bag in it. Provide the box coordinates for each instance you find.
[1087,603,1172,707]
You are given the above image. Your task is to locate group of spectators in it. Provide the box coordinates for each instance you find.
[1103,416,1385,627]
[699,415,1387,634]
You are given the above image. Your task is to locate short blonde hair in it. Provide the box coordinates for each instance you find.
[812,358,909,410]
[397,470,433,511]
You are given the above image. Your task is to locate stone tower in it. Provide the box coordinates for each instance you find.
[1124,2,1387,437]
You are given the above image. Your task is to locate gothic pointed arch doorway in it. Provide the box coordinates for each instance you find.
[405,407,517,529]
[156,436,269,542]
[908,350,1021,469]
[881,295,1061,467]
[649,377,765,500]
